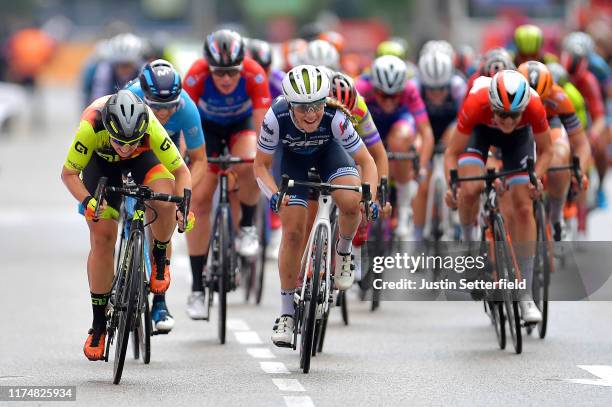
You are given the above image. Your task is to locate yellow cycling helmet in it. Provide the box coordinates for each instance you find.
[376,40,408,60]
[514,24,543,56]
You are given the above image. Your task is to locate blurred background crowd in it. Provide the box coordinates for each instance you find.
[0,0,609,133]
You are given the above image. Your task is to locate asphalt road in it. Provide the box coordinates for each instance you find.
[1,86,611,406]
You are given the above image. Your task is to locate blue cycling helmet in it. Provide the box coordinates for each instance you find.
[139,59,182,106]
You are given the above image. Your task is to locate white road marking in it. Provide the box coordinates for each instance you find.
[260,361,290,374]
[272,378,305,392]
[284,396,315,407]
[246,347,276,359]
[566,365,612,387]
[234,331,263,345]
[228,319,251,331]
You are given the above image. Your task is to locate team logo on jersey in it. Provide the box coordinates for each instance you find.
[75,141,88,155]
[262,120,273,135]
[186,76,196,87]
[339,116,350,135]
[160,138,172,151]
[255,74,264,84]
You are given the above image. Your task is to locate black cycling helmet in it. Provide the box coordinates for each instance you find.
[139,59,182,105]
[102,90,149,144]
[204,29,245,68]
[246,38,272,70]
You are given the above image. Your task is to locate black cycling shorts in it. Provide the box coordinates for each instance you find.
[202,117,254,168]
[281,140,359,207]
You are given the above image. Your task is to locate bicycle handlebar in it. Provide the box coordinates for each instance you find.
[377,176,389,208]
[207,155,254,169]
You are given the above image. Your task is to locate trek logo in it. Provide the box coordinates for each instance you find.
[160,138,172,151]
[339,116,350,135]
[282,138,327,148]
[75,141,88,155]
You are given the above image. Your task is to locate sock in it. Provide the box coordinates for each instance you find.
[280,289,295,316]
[517,256,534,300]
[549,197,564,225]
[336,234,353,255]
[240,203,257,227]
[461,223,475,242]
[152,239,170,278]
[395,181,412,207]
[91,292,111,331]
[190,254,207,292]
[413,225,424,241]
[153,294,165,305]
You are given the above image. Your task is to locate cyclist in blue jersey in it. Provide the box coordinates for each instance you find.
[127,59,207,330]
[253,65,378,347]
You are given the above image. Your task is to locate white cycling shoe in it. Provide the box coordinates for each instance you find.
[271,315,294,347]
[334,252,355,290]
[236,226,260,257]
[519,300,542,323]
[186,291,207,320]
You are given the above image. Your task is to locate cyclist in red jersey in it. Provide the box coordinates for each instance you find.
[561,43,607,208]
[445,70,553,323]
[182,29,271,317]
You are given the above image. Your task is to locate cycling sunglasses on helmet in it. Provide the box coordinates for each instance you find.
[375,89,402,100]
[144,96,180,111]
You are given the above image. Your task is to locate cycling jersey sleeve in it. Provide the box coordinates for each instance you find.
[177,91,205,150]
[147,113,185,172]
[402,82,429,125]
[244,57,272,110]
[64,119,98,172]
[578,72,605,120]
[548,85,582,134]
[257,107,279,154]
[90,62,112,102]
[332,110,363,155]
[456,90,483,135]
[183,59,207,104]
[352,94,381,147]
[563,82,588,129]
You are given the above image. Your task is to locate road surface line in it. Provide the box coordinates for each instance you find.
[284,396,315,407]
[272,378,305,392]
[246,347,276,359]
[566,365,612,387]
[260,361,290,374]
[234,331,262,344]
[227,319,250,331]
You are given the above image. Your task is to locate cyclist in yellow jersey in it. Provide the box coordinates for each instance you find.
[61,90,193,361]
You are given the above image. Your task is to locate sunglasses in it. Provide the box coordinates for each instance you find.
[290,100,326,114]
[493,110,522,120]
[375,90,402,100]
[424,85,447,92]
[211,68,241,78]
[110,136,141,148]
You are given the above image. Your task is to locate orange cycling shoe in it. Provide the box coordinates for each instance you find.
[150,259,171,294]
[83,328,106,361]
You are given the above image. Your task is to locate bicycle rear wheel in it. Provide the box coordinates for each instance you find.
[113,231,142,384]
[300,225,326,374]
[218,208,232,345]
[493,216,522,354]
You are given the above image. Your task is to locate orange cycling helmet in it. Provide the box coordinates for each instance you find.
[318,31,345,54]
[518,61,553,98]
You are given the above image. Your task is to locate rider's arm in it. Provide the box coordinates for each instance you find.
[61,119,98,203]
[579,72,606,142]
[255,107,280,198]
[148,113,192,195]
[182,59,206,103]
[332,111,378,200]
[403,83,434,168]
[443,127,470,186]
[554,88,591,174]
[179,91,207,188]
[525,96,553,179]
[246,58,272,134]
[353,95,388,179]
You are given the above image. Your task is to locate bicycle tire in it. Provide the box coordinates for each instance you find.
[533,201,551,339]
[141,294,151,364]
[339,291,349,326]
[218,208,231,345]
[492,216,522,354]
[300,225,326,374]
[113,231,142,384]
[316,300,330,353]
[255,213,267,305]
[487,301,506,350]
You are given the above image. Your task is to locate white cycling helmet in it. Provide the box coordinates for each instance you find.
[489,70,531,113]
[562,31,594,55]
[304,40,340,70]
[108,33,144,64]
[420,40,455,59]
[418,51,454,87]
[371,55,408,95]
[282,65,330,104]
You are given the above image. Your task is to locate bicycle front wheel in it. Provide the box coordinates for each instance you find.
[113,230,143,384]
[300,225,326,374]
[218,208,232,345]
[533,201,551,339]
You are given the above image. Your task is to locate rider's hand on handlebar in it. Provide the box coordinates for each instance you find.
[445,188,458,210]
[527,179,543,200]
[571,174,589,193]
[82,196,107,221]
[270,191,290,213]
[382,201,392,218]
